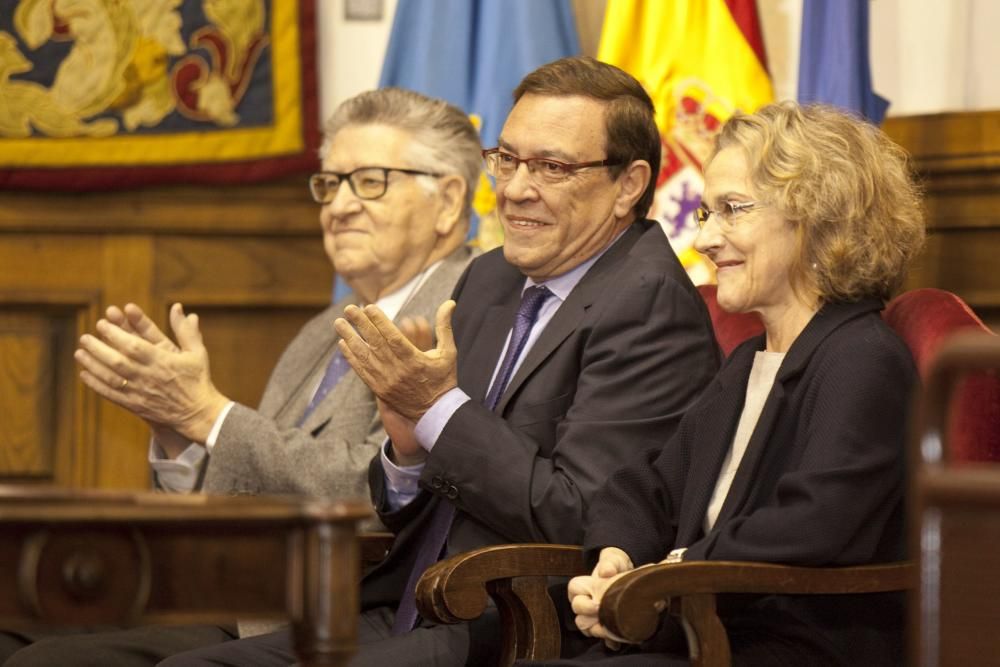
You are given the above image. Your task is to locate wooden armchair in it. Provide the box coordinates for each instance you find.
[414,290,997,666]
[416,546,913,666]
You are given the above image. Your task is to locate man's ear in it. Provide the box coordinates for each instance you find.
[435,174,467,236]
[612,160,652,219]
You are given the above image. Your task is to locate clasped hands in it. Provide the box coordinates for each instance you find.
[570,547,670,650]
[74,303,229,453]
[568,547,637,650]
[334,300,458,466]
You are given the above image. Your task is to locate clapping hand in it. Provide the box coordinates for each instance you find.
[75,303,229,448]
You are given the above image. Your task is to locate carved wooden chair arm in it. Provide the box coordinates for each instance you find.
[416,543,587,664]
[600,560,915,667]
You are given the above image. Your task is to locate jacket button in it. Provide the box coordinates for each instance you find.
[445,485,459,500]
[430,476,443,489]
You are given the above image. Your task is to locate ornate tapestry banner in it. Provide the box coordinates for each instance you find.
[0,0,319,190]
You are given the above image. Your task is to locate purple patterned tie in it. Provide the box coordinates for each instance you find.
[297,349,350,426]
[390,285,552,635]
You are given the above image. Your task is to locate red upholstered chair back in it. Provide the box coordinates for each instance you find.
[696,284,765,358]
[883,288,1000,463]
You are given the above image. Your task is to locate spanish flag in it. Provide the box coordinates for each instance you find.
[598,0,773,284]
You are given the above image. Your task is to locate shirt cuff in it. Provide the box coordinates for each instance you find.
[380,440,424,511]
[414,388,470,451]
[148,438,207,493]
[664,547,687,564]
[204,401,236,453]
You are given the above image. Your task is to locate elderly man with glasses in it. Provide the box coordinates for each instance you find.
[1,87,478,667]
[164,56,721,667]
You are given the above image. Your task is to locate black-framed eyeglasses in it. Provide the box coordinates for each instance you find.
[308,167,441,203]
[695,200,767,230]
[482,148,622,185]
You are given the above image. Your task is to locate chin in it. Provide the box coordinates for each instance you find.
[715,290,749,314]
[332,258,369,279]
[501,242,530,265]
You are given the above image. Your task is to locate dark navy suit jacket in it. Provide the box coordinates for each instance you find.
[363,220,721,612]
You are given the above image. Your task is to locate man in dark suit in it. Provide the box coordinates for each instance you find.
[163,56,720,667]
[0,88,480,667]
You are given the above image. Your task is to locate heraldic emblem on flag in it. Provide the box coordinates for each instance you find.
[598,0,773,284]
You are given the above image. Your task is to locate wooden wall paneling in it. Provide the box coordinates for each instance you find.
[0,236,103,488]
[154,235,330,306]
[886,110,1000,327]
[93,236,156,490]
[0,311,58,478]
[910,228,1000,331]
[0,180,320,235]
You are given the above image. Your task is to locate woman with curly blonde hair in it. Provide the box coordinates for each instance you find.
[545,102,925,666]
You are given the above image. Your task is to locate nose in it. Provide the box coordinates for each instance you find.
[693,212,724,257]
[499,162,540,203]
[325,180,363,221]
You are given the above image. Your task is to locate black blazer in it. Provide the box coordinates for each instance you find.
[584,298,917,666]
[362,220,721,611]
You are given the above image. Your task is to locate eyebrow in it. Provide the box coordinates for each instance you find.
[702,191,754,204]
[496,138,577,162]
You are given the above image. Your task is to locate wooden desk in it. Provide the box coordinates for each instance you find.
[0,488,371,666]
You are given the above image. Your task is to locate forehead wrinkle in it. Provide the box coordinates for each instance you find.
[323,123,412,173]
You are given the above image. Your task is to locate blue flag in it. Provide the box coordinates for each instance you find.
[378,0,579,249]
[797,0,889,124]
[380,0,580,149]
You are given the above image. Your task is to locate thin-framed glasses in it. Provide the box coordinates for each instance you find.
[308,167,441,203]
[482,148,622,185]
[695,200,767,229]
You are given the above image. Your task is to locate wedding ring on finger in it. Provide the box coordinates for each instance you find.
[119,378,129,390]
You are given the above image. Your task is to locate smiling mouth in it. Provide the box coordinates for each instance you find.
[505,216,550,229]
[715,260,743,270]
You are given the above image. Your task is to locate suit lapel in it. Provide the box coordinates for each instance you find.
[466,300,520,404]
[684,299,884,535]
[675,343,760,544]
[495,222,647,413]
[495,293,583,413]
[709,374,787,528]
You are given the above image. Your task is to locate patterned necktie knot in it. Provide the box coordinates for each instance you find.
[517,285,551,323]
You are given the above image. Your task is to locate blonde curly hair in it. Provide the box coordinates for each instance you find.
[711,102,925,302]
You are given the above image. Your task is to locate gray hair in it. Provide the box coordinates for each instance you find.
[321,88,482,219]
